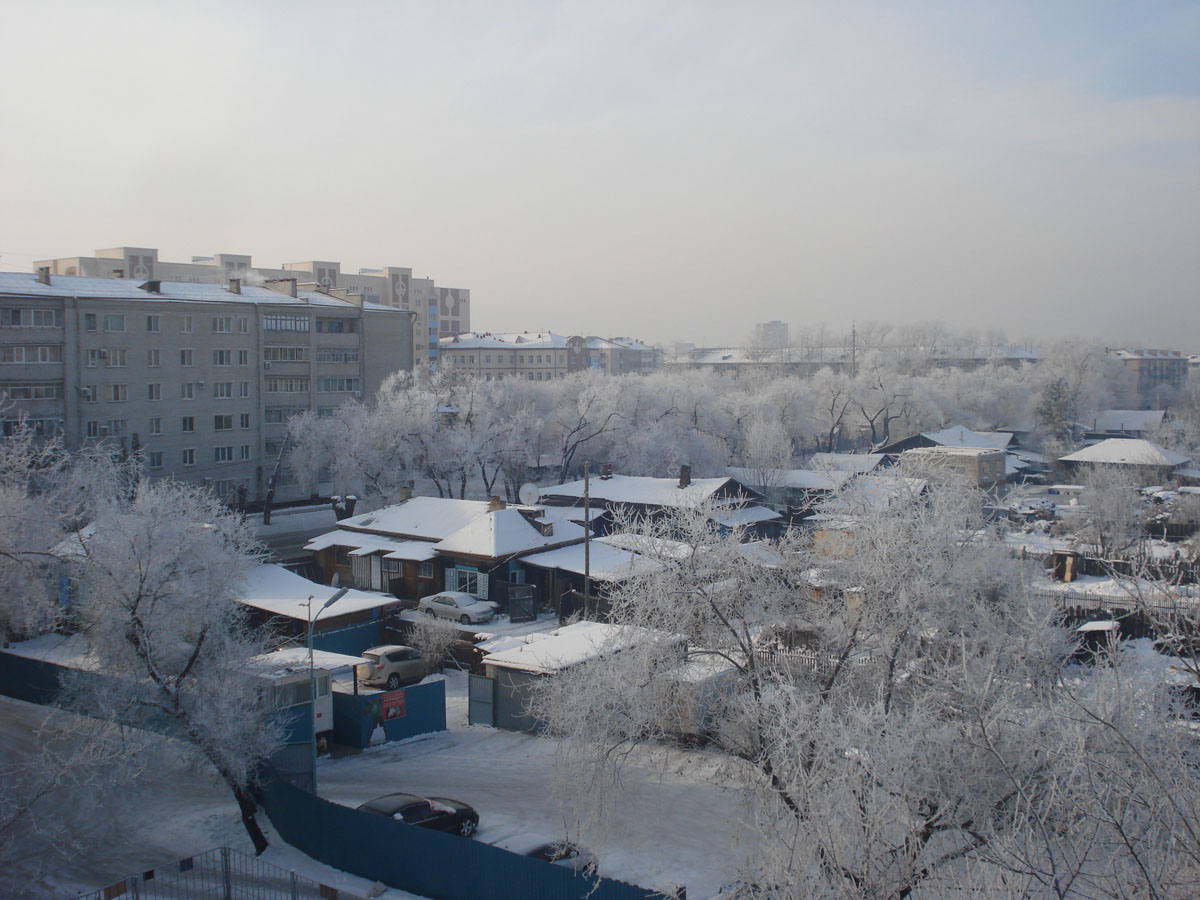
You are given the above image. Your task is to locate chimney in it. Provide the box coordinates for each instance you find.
[330,494,358,520]
[228,278,241,294]
[138,280,162,293]
[112,268,124,278]
[264,278,298,298]
[488,496,507,512]
[679,464,691,488]
[36,267,50,285]
[600,463,613,480]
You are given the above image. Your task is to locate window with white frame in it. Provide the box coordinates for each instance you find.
[148,416,161,435]
[145,315,159,333]
[180,382,195,400]
[147,348,161,367]
[146,383,161,401]
[105,349,126,367]
[181,416,194,433]
[182,448,195,466]
[180,348,193,366]
[104,315,125,332]
[211,317,233,334]
[0,345,63,364]
[212,349,232,366]
[0,381,60,400]
[181,315,193,333]
[104,384,128,402]
[214,446,234,463]
[214,414,233,431]
[213,382,233,399]
[148,451,163,469]
[239,413,251,429]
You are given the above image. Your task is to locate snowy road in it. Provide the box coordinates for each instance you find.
[316,669,750,899]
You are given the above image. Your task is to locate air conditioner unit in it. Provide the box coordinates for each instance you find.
[263,361,272,369]
[98,349,109,358]
[197,380,206,388]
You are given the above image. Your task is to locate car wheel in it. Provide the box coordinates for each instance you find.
[386,673,401,690]
[459,614,471,625]
[424,608,436,617]
[458,817,477,837]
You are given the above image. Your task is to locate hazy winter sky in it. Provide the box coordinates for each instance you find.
[1,1,1197,348]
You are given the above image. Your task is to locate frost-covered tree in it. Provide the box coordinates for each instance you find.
[62,480,282,854]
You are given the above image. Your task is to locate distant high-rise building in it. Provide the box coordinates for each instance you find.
[753,320,788,347]
[35,246,469,368]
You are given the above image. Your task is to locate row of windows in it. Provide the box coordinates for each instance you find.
[448,352,566,366]
[315,347,359,363]
[1,418,62,437]
[1,308,63,328]
[481,372,564,381]
[263,346,309,362]
[0,381,61,400]
[82,313,249,335]
[0,345,63,364]
[315,377,360,393]
[265,376,309,393]
[315,318,357,334]
[264,406,307,423]
[81,382,251,402]
[145,446,252,469]
[263,314,310,332]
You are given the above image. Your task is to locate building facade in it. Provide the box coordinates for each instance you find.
[438,332,571,381]
[1110,349,1188,406]
[35,246,468,369]
[0,270,414,505]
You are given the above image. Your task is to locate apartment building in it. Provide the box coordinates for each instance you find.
[566,335,661,374]
[438,332,570,381]
[0,270,413,505]
[35,246,469,368]
[1110,348,1188,406]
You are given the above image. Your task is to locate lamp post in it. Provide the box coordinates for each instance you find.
[307,587,348,794]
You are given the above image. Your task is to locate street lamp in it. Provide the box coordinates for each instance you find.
[307,587,348,794]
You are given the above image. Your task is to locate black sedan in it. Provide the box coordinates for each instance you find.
[357,792,479,837]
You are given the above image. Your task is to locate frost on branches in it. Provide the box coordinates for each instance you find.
[60,480,283,855]
[528,481,1200,899]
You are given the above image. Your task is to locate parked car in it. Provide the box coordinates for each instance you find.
[358,645,432,690]
[356,792,479,837]
[491,831,598,874]
[417,591,498,625]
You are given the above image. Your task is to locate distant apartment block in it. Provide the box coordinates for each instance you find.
[0,269,414,505]
[36,246,469,367]
[1110,349,1188,406]
[753,320,789,347]
[438,332,662,380]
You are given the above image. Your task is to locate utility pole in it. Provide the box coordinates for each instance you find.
[851,320,857,379]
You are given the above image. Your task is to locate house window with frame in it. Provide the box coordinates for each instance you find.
[180,382,195,400]
[147,348,161,367]
[181,416,195,433]
[86,350,99,368]
[86,420,100,438]
[212,349,232,366]
[214,414,233,431]
[213,382,233,399]
[104,384,128,402]
[82,384,97,403]
[147,451,163,469]
[214,446,234,463]
[239,413,251,429]
[238,316,249,334]
[181,315,193,334]
[105,349,126,367]
[147,383,161,401]
[238,381,249,397]
[104,315,125,333]
[182,448,195,466]
[148,416,161,435]
[418,561,433,579]
[84,313,97,332]
[211,317,233,334]
[145,315,160,333]
[180,348,193,366]
[239,444,251,460]
[238,349,249,366]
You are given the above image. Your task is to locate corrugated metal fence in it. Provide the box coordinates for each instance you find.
[255,762,672,900]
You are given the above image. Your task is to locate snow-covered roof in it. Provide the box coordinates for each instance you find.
[238,564,401,621]
[807,453,885,474]
[543,474,756,508]
[921,426,1013,450]
[338,497,492,540]
[249,647,367,676]
[725,467,851,491]
[438,331,569,350]
[711,506,783,527]
[1086,409,1166,433]
[519,539,664,581]
[0,271,399,312]
[304,531,438,561]
[434,507,586,558]
[1059,439,1191,467]
[481,621,678,675]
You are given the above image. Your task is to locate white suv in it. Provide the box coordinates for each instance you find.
[357,645,432,690]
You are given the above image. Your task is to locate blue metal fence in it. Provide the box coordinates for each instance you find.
[256,762,670,900]
[331,680,447,749]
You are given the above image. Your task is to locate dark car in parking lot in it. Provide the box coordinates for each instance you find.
[357,792,479,837]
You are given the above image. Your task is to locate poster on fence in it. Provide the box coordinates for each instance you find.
[382,690,406,720]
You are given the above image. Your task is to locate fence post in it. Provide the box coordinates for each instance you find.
[221,846,233,900]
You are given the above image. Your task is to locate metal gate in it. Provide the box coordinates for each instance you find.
[467,674,494,726]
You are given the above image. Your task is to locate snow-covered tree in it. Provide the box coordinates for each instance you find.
[62,480,282,854]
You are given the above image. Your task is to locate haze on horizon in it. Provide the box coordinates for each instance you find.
[1,1,1197,349]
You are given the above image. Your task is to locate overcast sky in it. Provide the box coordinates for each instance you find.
[1,1,1197,348]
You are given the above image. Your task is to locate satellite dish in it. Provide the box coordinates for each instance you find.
[518,482,540,506]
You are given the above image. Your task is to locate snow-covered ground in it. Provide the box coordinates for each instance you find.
[2,664,746,900]
[315,668,747,898]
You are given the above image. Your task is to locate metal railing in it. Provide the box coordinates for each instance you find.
[70,846,368,900]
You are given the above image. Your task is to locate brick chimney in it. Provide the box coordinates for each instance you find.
[488,496,507,512]
[228,277,241,294]
[36,267,50,285]
[679,464,691,488]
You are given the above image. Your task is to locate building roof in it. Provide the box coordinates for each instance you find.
[337,497,492,541]
[439,331,568,350]
[238,564,400,621]
[1059,439,1191,467]
[519,539,664,581]
[921,426,1013,450]
[543,474,759,508]
[807,453,886,474]
[304,531,438,561]
[0,271,401,312]
[433,507,586,558]
[481,621,676,675]
[726,466,851,492]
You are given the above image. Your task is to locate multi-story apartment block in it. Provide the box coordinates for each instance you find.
[35,246,469,369]
[438,332,571,381]
[0,270,414,505]
[566,336,662,374]
[1110,349,1188,406]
